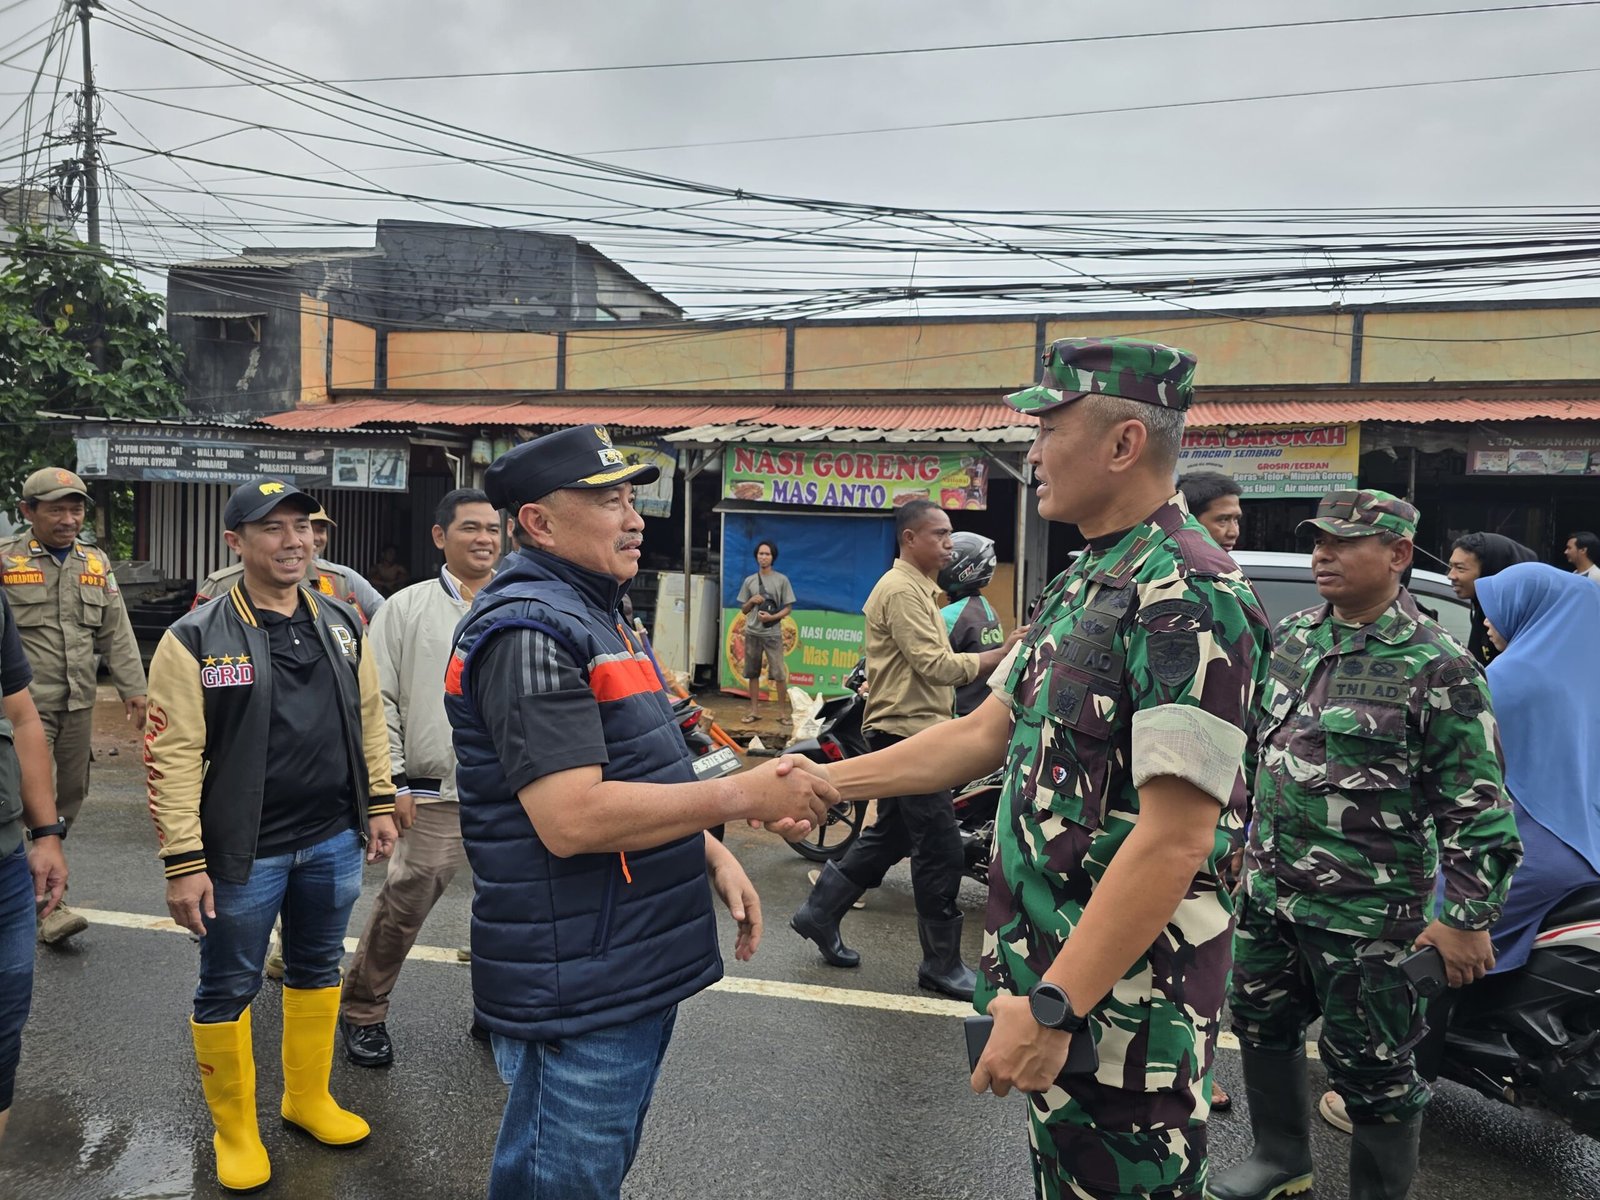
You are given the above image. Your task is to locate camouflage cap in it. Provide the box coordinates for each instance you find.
[1298,488,1419,540]
[1004,336,1197,415]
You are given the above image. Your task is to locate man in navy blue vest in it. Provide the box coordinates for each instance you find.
[446,425,840,1199]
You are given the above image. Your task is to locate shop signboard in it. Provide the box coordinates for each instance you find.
[1467,424,1600,476]
[719,607,865,696]
[723,445,988,511]
[1178,422,1360,498]
[74,423,410,491]
[614,438,677,518]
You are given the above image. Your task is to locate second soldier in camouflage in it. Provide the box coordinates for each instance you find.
[1209,489,1522,1200]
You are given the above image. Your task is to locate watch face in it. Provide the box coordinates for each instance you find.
[1031,985,1070,1028]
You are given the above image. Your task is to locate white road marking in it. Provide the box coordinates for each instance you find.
[68,906,1318,1056]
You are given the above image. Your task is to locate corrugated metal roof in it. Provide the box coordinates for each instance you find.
[170,310,268,319]
[259,393,1600,437]
[261,400,773,431]
[1188,397,1600,425]
[670,424,1030,445]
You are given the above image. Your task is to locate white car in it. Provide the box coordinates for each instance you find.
[1230,550,1473,647]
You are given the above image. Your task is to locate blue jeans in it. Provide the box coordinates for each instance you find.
[488,1005,678,1200]
[194,828,362,1024]
[0,844,35,1112]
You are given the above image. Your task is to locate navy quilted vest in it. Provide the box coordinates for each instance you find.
[446,548,721,1041]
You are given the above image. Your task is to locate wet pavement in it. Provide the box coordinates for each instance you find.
[3,693,1599,1198]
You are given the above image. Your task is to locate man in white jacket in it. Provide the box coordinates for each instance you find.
[339,488,500,1066]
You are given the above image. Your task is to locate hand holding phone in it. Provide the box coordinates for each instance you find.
[964,1014,1099,1080]
[1398,945,1447,999]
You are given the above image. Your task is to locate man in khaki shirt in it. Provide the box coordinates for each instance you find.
[791,499,1019,999]
[0,467,146,944]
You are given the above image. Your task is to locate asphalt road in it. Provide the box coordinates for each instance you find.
[3,695,1598,1199]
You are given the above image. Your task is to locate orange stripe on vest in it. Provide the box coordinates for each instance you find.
[444,652,465,697]
[588,657,661,703]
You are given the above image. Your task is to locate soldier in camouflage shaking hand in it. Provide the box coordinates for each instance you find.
[1209,490,1522,1200]
[795,338,1271,1199]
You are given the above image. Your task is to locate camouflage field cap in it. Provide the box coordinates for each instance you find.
[1004,336,1197,415]
[1299,488,1419,540]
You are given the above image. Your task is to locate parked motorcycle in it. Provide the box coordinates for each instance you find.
[1410,884,1600,1139]
[782,662,873,862]
[673,693,743,843]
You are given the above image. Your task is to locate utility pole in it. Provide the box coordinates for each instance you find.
[76,0,101,247]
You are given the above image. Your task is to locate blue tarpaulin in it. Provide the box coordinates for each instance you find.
[721,512,895,613]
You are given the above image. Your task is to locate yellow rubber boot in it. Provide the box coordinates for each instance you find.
[279,985,370,1147]
[190,1009,272,1193]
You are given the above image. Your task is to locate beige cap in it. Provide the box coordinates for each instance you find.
[22,467,90,503]
[308,507,336,527]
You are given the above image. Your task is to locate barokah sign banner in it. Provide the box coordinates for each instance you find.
[722,445,989,511]
[1178,422,1361,499]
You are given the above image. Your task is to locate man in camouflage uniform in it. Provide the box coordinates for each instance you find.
[804,338,1271,1200]
[0,467,147,945]
[1209,489,1522,1200]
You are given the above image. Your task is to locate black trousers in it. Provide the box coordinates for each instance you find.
[834,730,963,921]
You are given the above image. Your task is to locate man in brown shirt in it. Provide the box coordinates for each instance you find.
[791,499,1019,998]
[0,467,146,945]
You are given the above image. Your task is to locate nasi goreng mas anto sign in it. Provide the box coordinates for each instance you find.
[723,445,989,511]
[1178,423,1360,499]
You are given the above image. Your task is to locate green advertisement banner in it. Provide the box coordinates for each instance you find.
[719,608,865,697]
[724,445,989,511]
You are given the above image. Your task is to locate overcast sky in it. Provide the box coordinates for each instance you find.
[4,0,1599,315]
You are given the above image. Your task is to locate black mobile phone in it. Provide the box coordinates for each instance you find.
[964,1015,1100,1078]
[1398,945,1447,999]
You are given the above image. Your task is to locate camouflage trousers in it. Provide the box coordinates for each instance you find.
[1025,1071,1209,1199]
[1228,891,1430,1124]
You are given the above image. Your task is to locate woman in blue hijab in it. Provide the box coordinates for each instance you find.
[1477,562,1600,972]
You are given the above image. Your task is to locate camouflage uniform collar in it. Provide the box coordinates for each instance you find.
[1077,496,1188,587]
[1315,588,1420,647]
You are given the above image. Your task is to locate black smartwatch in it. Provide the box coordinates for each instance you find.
[1028,981,1087,1033]
[27,821,67,842]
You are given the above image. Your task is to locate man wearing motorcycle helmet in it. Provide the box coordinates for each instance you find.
[939,533,1004,718]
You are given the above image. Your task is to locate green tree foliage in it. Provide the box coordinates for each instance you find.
[0,224,186,511]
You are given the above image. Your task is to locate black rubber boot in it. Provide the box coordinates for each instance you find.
[790,862,865,967]
[1205,1045,1314,1200]
[1349,1114,1422,1200]
[915,914,976,1001]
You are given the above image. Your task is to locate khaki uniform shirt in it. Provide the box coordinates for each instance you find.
[0,534,147,712]
[861,558,979,738]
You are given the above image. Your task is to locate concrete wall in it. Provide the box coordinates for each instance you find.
[566,326,786,390]
[300,296,329,407]
[1361,307,1600,382]
[793,322,1035,389]
[388,330,559,390]
[260,299,1600,404]
[168,268,303,417]
[330,318,378,390]
[1043,313,1355,387]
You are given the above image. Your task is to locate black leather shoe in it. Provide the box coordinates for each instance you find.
[340,1019,394,1067]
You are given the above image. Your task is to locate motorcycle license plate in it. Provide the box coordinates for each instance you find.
[691,746,743,780]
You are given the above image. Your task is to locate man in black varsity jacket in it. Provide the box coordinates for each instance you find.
[144,478,397,1194]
